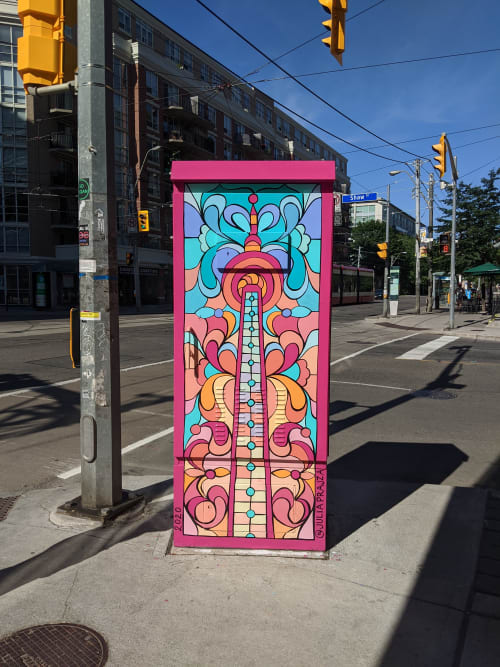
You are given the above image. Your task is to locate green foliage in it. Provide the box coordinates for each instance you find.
[349,219,420,294]
[436,168,500,273]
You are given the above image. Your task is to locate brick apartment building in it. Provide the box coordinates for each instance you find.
[1,0,351,308]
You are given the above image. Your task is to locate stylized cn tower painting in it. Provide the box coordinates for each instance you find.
[173,165,333,551]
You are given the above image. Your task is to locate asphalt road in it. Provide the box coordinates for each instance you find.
[1,300,499,495]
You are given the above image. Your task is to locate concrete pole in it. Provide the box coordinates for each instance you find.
[357,245,361,268]
[415,159,421,314]
[78,0,122,509]
[449,157,458,330]
[383,184,390,317]
[426,173,434,312]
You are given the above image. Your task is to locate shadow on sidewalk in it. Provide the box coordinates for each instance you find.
[326,441,468,549]
[0,479,173,598]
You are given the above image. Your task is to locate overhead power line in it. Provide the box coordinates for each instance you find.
[248,47,500,85]
[192,0,426,160]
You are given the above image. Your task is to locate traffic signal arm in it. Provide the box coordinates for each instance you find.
[432,133,447,178]
[318,0,347,65]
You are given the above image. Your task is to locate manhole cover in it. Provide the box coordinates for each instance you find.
[412,389,457,400]
[0,624,108,666]
[0,497,19,521]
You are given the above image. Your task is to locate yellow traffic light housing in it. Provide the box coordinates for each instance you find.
[17,0,77,93]
[318,0,347,66]
[432,133,447,178]
[138,210,150,232]
[377,242,388,260]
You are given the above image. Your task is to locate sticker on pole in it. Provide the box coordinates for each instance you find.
[80,311,101,321]
[78,178,90,200]
[79,259,96,273]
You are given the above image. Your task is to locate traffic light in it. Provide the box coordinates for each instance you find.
[318,0,347,66]
[126,252,133,265]
[138,210,150,232]
[439,232,451,255]
[377,242,388,260]
[432,133,447,178]
[17,0,77,93]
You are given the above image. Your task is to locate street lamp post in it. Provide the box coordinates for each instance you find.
[382,183,391,317]
[133,145,161,311]
[389,160,422,314]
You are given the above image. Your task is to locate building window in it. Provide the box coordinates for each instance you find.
[165,38,180,63]
[274,147,285,160]
[145,103,158,131]
[264,106,273,125]
[118,8,131,34]
[232,87,241,106]
[0,265,31,306]
[113,57,128,91]
[0,64,24,104]
[145,70,158,98]
[262,136,271,153]
[146,137,160,163]
[223,115,232,136]
[223,142,232,160]
[148,172,160,199]
[200,63,209,81]
[242,92,250,110]
[282,120,291,138]
[255,100,264,119]
[113,93,127,130]
[211,70,223,87]
[183,51,193,71]
[234,122,245,141]
[136,19,153,47]
[114,129,128,164]
[167,83,179,106]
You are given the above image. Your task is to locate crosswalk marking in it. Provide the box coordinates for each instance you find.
[397,336,459,360]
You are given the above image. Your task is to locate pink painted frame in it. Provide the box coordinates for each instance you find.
[171,161,334,551]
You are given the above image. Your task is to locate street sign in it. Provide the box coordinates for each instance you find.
[342,192,377,203]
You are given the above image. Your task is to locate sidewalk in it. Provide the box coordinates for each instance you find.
[368,307,500,341]
[1,473,498,666]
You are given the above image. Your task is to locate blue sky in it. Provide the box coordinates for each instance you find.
[139,0,500,225]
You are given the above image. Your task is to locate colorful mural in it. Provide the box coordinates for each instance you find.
[173,164,333,551]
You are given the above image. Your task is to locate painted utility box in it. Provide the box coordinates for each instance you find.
[171,162,334,552]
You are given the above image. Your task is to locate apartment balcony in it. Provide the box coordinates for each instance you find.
[49,133,76,152]
[165,131,216,158]
[234,133,272,160]
[166,97,214,130]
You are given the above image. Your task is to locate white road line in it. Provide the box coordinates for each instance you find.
[57,426,174,479]
[330,332,421,366]
[330,380,412,392]
[0,358,173,398]
[397,336,459,360]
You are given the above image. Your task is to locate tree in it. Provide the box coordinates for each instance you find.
[349,218,420,294]
[437,168,500,273]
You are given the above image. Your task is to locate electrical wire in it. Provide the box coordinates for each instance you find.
[192,0,426,160]
[247,48,500,85]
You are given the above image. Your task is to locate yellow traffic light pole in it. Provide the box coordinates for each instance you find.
[433,134,459,329]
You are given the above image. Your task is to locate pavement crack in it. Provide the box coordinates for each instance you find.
[62,569,79,619]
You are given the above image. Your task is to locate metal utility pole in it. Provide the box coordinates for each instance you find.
[426,173,434,312]
[77,0,122,510]
[383,184,390,317]
[414,159,421,314]
[447,152,459,330]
